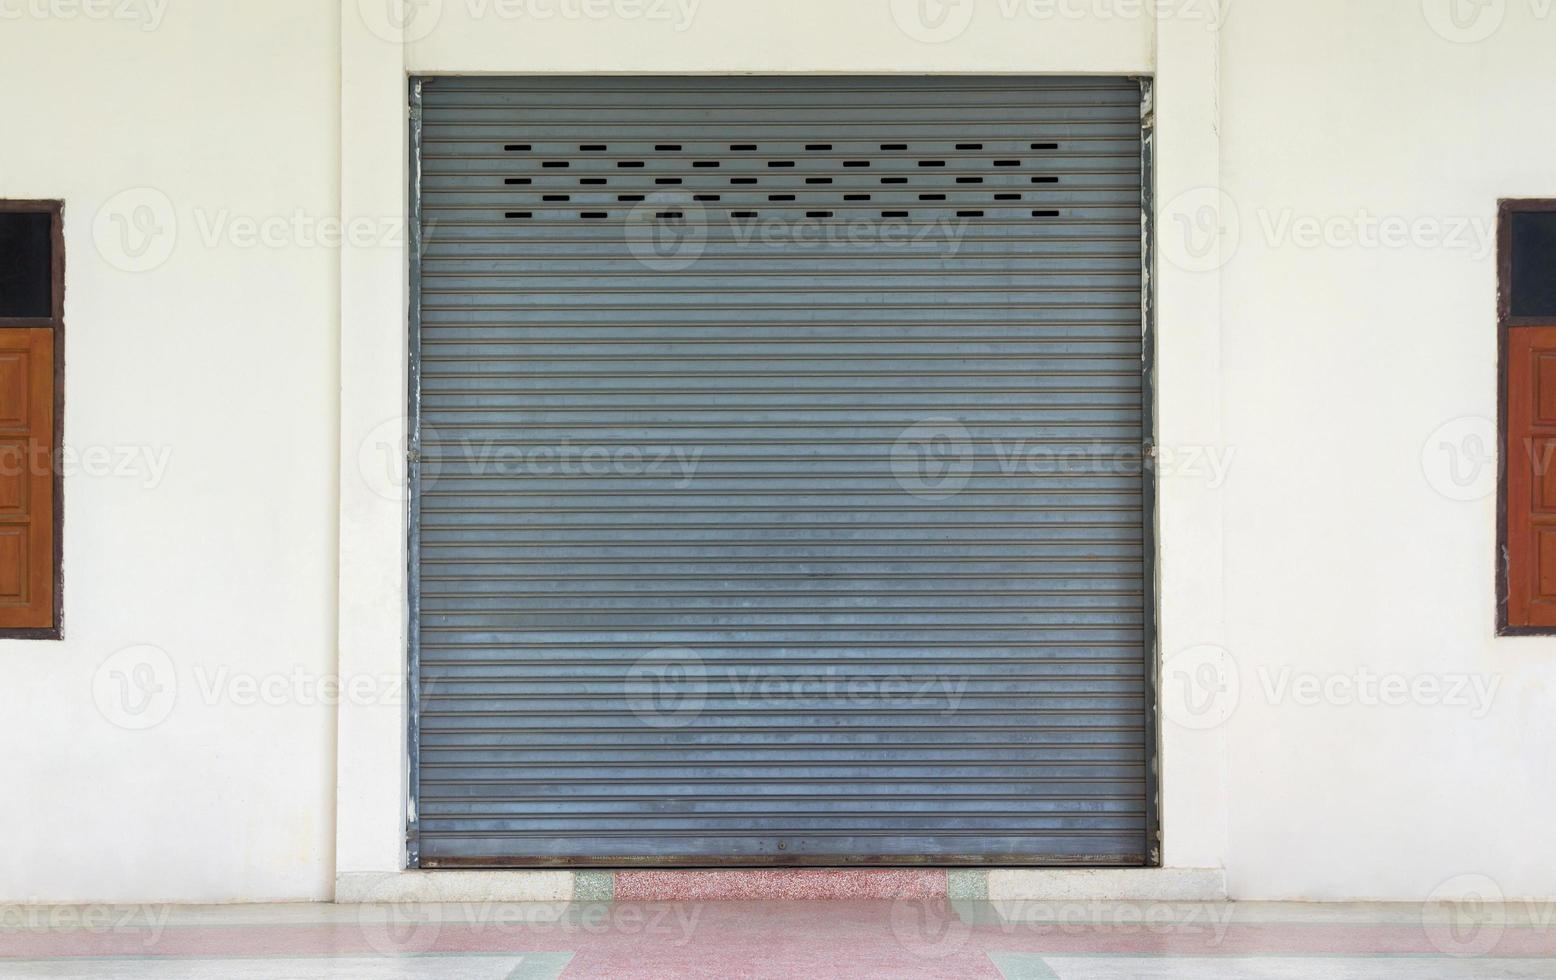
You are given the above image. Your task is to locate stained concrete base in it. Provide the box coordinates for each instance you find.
[985,869,1227,902]
[335,872,577,904]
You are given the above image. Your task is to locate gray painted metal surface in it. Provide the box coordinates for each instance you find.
[412,76,1148,866]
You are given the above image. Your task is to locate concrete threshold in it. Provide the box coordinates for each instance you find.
[335,868,1227,903]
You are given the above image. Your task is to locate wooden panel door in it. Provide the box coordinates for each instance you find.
[1506,327,1556,628]
[0,328,54,629]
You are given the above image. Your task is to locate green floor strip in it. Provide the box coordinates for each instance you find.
[505,952,575,979]
[948,870,989,901]
[988,951,1062,980]
[572,871,615,902]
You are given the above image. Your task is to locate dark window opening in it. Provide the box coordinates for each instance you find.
[1511,211,1556,318]
[0,212,53,320]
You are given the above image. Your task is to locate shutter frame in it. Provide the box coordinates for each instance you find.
[407,77,1151,864]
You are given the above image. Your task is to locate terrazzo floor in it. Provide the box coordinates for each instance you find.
[3,897,1552,978]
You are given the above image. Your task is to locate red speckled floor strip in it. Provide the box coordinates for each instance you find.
[613,869,949,902]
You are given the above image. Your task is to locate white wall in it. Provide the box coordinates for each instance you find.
[4,0,1555,904]
[408,0,1153,73]
[0,3,340,902]
[1213,0,1556,901]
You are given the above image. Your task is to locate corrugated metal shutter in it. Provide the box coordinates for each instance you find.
[412,76,1150,867]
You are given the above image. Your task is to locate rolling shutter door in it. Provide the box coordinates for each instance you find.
[412,76,1150,866]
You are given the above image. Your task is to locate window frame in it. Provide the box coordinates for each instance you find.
[0,200,65,640]
[1501,200,1556,327]
[1497,199,1556,636]
[0,200,65,330]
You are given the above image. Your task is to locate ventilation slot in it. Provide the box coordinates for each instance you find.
[491,110,1072,230]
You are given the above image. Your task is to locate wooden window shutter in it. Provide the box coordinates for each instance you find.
[0,329,55,629]
[1506,328,1556,628]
